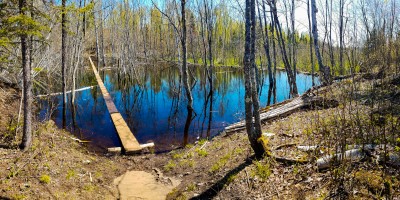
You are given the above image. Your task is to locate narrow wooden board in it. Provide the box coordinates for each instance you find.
[89,57,142,153]
[110,113,141,152]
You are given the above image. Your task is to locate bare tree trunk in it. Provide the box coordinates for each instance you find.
[19,0,32,151]
[82,0,86,37]
[62,0,67,128]
[290,0,297,84]
[244,0,264,157]
[250,0,263,153]
[205,0,213,86]
[311,0,330,85]
[307,0,315,86]
[258,1,274,106]
[99,0,105,68]
[197,0,207,68]
[93,3,100,70]
[71,0,84,105]
[270,9,277,103]
[181,0,194,145]
[328,0,335,71]
[339,0,345,75]
[270,0,298,97]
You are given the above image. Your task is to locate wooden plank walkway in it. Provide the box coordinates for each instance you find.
[88,57,142,153]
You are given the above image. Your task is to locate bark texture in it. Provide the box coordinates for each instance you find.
[19,0,32,151]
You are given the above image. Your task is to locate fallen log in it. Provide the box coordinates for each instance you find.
[36,86,96,98]
[107,142,155,153]
[225,95,338,133]
[317,149,366,170]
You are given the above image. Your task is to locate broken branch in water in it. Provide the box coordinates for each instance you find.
[36,86,96,98]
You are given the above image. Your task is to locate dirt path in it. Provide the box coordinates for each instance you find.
[114,170,180,200]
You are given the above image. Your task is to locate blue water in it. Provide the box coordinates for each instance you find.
[39,67,318,151]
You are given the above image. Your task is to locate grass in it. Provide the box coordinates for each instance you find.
[172,152,184,159]
[198,139,208,146]
[251,161,271,182]
[210,153,231,173]
[83,184,96,192]
[39,174,51,184]
[179,159,195,168]
[164,160,176,171]
[226,173,238,185]
[195,148,208,157]
[66,170,76,180]
[186,183,197,192]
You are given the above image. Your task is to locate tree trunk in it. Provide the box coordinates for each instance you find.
[61,0,67,128]
[19,0,32,151]
[290,0,297,84]
[99,0,105,68]
[311,0,330,85]
[270,9,277,103]
[339,0,344,75]
[181,0,194,144]
[307,0,315,86]
[270,0,298,97]
[205,0,213,85]
[258,1,274,106]
[244,0,265,157]
[71,1,83,105]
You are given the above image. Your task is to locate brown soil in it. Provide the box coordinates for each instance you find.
[1,76,400,199]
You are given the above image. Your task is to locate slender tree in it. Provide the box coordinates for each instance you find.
[339,0,345,75]
[19,0,32,150]
[307,0,315,86]
[181,0,194,145]
[61,0,67,128]
[244,0,265,157]
[257,0,274,106]
[269,0,298,97]
[311,0,330,85]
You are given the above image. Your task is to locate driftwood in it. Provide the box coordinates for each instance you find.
[36,86,96,98]
[317,149,366,170]
[107,142,155,153]
[225,94,338,133]
[316,144,400,170]
[70,136,91,143]
[297,145,319,152]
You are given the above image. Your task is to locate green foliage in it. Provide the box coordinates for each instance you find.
[12,194,26,200]
[6,14,45,38]
[172,152,184,159]
[186,183,196,192]
[39,174,51,184]
[0,2,49,65]
[210,153,231,172]
[195,148,208,157]
[83,184,96,191]
[164,160,176,171]
[179,159,195,168]
[185,144,194,149]
[251,161,271,182]
[198,139,207,146]
[66,170,76,180]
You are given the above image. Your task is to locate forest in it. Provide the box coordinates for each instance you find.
[1,0,400,199]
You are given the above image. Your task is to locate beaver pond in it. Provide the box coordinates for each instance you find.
[39,65,318,152]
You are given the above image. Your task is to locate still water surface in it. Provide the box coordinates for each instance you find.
[39,66,318,152]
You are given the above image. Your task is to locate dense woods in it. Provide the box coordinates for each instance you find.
[1,0,400,199]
